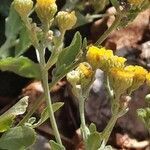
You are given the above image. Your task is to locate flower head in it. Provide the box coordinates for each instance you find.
[109,68,133,95]
[56,11,77,32]
[35,0,57,23]
[125,65,148,91]
[86,46,126,72]
[13,0,33,17]
[67,62,93,88]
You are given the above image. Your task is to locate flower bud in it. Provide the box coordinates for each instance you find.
[67,62,93,89]
[67,70,80,86]
[13,0,33,17]
[35,0,57,24]
[56,11,77,32]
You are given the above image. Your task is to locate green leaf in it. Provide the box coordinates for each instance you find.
[0,126,36,150]
[89,123,97,133]
[87,132,102,150]
[74,11,89,28]
[0,56,41,79]
[5,5,22,39]
[54,32,82,78]
[0,5,23,58]
[49,140,65,150]
[0,96,28,132]
[15,26,31,56]
[33,102,64,127]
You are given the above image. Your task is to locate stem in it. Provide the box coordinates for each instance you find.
[79,96,88,145]
[95,14,122,46]
[102,114,118,145]
[45,31,65,70]
[39,48,63,146]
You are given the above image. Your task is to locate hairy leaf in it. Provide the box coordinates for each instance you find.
[33,102,64,127]
[0,126,36,150]
[5,5,22,39]
[54,32,82,78]
[0,96,28,132]
[0,56,41,79]
[87,132,102,150]
[49,140,65,150]
[15,26,31,56]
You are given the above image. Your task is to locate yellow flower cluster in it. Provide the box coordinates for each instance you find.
[35,0,57,23]
[86,46,126,71]
[87,45,150,94]
[128,0,144,6]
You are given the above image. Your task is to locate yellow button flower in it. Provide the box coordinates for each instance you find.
[56,11,77,32]
[35,0,57,23]
[86,46,126,72]
[109,68,133,95]
[13,0,33,17]
[125,65,148,91]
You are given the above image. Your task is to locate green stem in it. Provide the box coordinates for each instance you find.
[79,96,88,145]
[102,114,118,145]
[45,31,65,70]
[39,48,63,146]
[95,14,122,46]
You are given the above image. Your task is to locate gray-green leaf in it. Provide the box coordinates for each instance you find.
[87,132,102,150]
[0,126,36,150]
[5,5,22,39]
[54,32,82,78]
[0,56,41,79]
[49,140,65,150]
[15,26,31,56]
[33,102,64,127]
[0,96,28,132]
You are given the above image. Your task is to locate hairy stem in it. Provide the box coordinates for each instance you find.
[79,96,88,146]
[102,114,118,145]
[39,48,62,146]
[95,14,122,46]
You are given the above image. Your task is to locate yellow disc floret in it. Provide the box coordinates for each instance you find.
[125,65,148,91]
[86,46,126,72]
[77,62,93,79]
[109,68,133,95]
